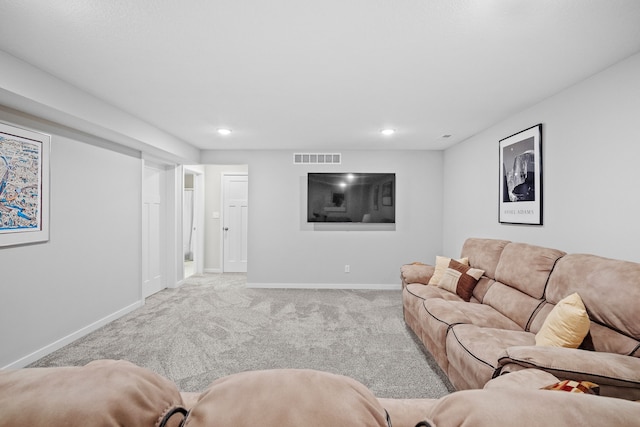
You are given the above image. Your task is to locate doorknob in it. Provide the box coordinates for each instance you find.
[224,227,229,231]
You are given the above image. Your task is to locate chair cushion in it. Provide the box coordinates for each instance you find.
[185,369,391,427]
[0,359,185,427]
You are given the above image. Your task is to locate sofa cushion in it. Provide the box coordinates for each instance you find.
[498,345,640,400]
[482,281,546,331]
[446,324,534,389]
[494,242,566,299]
[460,238,510,279]
[484,368,560,390]
[437,259,484,301]
[184,369,391,427]
[426,389,640,427]
[405,283,465,301]
[535,292,590,348]
[581,321,640,355]
[546,254,640,341]
[428,255,468,285]
[0,360,185,427]
[423,298,522,331]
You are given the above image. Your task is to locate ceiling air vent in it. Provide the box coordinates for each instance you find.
[293,153,341,164]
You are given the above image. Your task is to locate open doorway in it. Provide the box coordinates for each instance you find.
[182,164,249,275]
[183,172,195,278]
[183,166,205,279]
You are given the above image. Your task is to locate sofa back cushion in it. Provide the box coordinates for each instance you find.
[460,238,510,279]
[470,242,564,331]
[545,254,640,356]
[494,242,566,299]
[482,282,546,330]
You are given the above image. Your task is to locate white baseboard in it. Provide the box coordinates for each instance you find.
[2,300,144,370]
[247,282,400,290]
[203,268,222,273]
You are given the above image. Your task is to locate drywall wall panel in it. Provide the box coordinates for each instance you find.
[201,150,443,286]
[0,51,199,163]
[0,114,142,368]
[442,52,640,262]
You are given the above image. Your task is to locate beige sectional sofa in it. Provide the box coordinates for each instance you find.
[401,237,640,400]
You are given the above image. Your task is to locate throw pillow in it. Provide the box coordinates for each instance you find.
[535,292,590,348]
[542,379,600,395]
[427,256,469,285]
[437,259,484,301]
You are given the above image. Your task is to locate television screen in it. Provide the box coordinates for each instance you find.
[307,173,395,223]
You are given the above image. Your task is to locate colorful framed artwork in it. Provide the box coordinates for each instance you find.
[0,122,51,247]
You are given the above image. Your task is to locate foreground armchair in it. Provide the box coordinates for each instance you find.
[1,360,640,427]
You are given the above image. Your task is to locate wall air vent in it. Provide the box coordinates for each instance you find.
[293,153,341,164]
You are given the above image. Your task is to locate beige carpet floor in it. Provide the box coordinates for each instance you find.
[30,273,454,398]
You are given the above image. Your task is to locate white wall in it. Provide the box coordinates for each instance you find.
[201,150,444,287]
[0,111,142,368]
[442,52,640,262]
[0,50,199,164]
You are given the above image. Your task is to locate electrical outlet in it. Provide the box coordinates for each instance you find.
[344,265,350,273]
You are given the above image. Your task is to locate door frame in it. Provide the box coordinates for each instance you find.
[141,157,181,298]
[184,166,205,277]
[220,172,249,272]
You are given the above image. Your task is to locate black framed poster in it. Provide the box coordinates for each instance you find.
[499,124,542,225]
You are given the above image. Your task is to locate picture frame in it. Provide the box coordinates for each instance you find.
[0,122,51,247]
[499,124,543,225]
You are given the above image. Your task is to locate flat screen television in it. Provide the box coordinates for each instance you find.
[307,173,395,223]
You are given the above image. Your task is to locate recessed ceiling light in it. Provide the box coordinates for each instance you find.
[381,128,396,136]
[217,128,232,135]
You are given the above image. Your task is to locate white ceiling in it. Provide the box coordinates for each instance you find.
[1,1,640,152]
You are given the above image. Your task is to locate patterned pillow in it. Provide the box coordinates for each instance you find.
[437,259,484,301]
[427,256,469,285]
[542,380,600,395]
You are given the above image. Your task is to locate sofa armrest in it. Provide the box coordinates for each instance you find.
[400,263,435,286]
[498,346,640,389]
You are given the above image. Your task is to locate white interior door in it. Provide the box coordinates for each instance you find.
[142,162,166,297]
[223,174,248,273]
